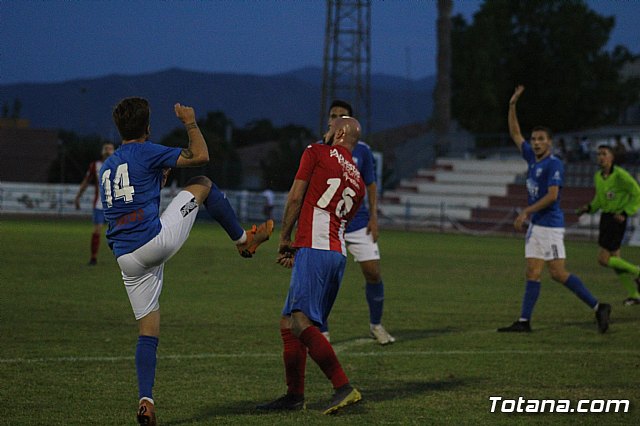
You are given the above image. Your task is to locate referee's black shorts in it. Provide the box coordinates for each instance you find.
[598,212,628,252]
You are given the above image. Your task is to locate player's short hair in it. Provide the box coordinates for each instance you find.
[531,125,553,140]
[329,99,353,117]
[102,141,115,147]
[597,144,616,163]
[113,97,150,140]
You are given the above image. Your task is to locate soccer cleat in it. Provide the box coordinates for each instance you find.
[595,303,611,333]
[237,220,274,258]
[323,384,362,415]
[256,393,305,411]
[369,324,395,345]
[497,320,532,333]
[88,259,97,266]
[623,297,640,306]
[137,398,156,425]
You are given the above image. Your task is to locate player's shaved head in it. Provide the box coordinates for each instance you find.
[330,116,361,152]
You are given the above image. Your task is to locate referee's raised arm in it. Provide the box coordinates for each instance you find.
[508,85,526,151]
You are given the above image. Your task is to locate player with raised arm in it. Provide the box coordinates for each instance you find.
[576,144,640,305]
[101,97,273,425]
[257,117,365,414]
[320,100,395,345]
[74,141,115,265]
[498,86,611,333]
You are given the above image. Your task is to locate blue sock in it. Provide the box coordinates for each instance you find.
[203,184,244,241]
[564,274,598,309]
[366,281,384,325]
[520,280,541,321]
[319,322,329,333]
[136,335,159,400]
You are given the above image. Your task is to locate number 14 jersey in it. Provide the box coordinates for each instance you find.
[99,141,182,257]
[293,144,365,256]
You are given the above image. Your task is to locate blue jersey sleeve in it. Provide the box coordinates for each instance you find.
[521,141,535,164]
[359,145,376,186]
[143,142,182,169]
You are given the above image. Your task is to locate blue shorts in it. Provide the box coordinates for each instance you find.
[282,247,346,325]
[93,208,106,225]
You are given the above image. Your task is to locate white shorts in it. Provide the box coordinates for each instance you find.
[524,224,566,261]
[345,227,380,262]
[117,191,199,320]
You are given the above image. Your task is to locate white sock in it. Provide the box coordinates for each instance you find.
[234,231,247,245]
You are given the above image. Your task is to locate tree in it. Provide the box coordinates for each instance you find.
[48,131,108,183]
[451,0,640,134]
[260,125,315,191]
[161,111,242,189]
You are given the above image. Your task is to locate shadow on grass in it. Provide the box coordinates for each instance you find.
[163,377,470,424]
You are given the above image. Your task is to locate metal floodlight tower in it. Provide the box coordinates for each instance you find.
[319,0,371,137]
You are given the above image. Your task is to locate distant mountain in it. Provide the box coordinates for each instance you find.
[0,67,435,140]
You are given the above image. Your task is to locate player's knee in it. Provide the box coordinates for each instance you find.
[185,175,212,189]
[279,316,292,330]
[550,270,569,283]
[525,267,542,281]
[361,261,381,282]
[363,270,381,283]
[597,252,610,267]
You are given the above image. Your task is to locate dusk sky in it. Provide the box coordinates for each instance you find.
[1,0,639,85]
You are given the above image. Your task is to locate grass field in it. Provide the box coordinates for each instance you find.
[1,218,639,425]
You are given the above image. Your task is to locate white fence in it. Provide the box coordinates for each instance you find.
[0,181,286,223]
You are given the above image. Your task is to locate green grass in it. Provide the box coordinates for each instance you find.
[1,218,639,425]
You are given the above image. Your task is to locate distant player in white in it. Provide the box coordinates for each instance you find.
[320,100,395,345]
[74,141,115,265]
[100,97,273,424]
[261,187,275,220]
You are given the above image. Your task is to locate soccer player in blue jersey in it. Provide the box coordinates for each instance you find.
[320,100,395,345]
[498,85,611,333]
[100,97,273,424]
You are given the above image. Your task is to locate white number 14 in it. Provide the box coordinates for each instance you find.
[101,163,135,207]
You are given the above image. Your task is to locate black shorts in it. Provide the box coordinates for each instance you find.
[598,212,627,252]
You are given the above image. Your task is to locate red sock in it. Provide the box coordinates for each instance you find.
[90,232,100,260]
[280,328,307,395]
[298,326,348,389]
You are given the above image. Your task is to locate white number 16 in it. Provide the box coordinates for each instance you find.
[317,178,356,218]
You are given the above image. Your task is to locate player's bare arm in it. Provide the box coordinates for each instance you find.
[366,182,379,242]
[74,176,91,209]
[277,179,308,268]
[508,85,526,150]
[514,185,559,231]
[174,103,209,167]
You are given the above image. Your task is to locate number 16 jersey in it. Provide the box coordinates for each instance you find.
[99,141,182,258]
[293,144,365,256]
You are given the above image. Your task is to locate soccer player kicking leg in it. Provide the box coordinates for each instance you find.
[124,177,273,425]
[102,98,273,425]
